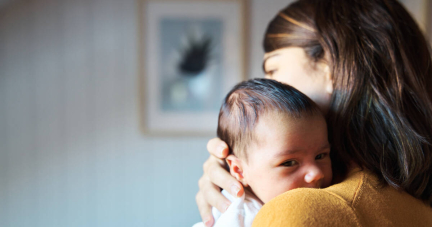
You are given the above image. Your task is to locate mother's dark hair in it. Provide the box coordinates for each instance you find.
[264,0,432,206]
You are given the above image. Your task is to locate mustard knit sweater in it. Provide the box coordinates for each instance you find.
[252,168,432,227]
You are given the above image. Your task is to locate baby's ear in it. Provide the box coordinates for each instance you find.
[226,154,248,187]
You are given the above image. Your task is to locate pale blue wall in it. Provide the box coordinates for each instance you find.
[0,0,291,226]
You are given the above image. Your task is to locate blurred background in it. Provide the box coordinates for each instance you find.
[0,0,430,226]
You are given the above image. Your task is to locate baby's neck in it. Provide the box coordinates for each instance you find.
[244,186,264,204]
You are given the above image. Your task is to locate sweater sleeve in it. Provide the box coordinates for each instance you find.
[252,188,360,227]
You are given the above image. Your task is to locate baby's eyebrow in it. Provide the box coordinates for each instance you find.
[273,149,302,158]
[320,144,331,150]
[273,144,331,158]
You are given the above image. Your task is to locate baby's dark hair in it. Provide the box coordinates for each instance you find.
[217,78,321,160]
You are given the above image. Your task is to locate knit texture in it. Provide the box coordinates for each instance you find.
[252,168,432,227]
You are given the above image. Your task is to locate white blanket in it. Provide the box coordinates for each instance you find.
[192,189,263,227]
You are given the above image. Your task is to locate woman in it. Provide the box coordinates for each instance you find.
[196,0,432,226]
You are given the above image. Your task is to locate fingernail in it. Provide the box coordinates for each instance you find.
[224,202,230,212]
[204,219,213,227]
[218,146,226,156]
[231,185,240,197]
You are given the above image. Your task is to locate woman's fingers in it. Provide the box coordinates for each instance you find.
[203,155,245,198]
[207,138,229,159]
[196,137,244,226]
[195,191,215,227]
[198,174,232,213]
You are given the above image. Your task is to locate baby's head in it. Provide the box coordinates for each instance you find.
[217,78,332,203]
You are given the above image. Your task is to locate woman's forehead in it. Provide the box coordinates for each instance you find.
[264,47,304,58]
[263,47,307,66]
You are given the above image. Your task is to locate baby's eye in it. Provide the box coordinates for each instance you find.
[315,153,327,160]
[281,160,298,167]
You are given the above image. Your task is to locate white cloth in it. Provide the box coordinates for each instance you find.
[192,190,263,227]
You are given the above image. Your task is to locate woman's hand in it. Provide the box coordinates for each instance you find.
[196,138,245,227]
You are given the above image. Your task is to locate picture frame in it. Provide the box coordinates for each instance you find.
[398,0,430,37]
[138,0,248,136]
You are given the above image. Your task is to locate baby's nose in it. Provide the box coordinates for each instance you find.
[304,167,324,186]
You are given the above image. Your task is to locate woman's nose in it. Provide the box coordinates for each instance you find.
[304,166,325,185]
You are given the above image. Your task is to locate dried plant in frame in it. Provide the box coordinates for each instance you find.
[138,0,248,136]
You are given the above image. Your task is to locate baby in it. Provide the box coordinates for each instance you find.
[193,78,332,227]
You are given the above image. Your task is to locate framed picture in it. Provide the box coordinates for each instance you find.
[398,0,429,34]
[139,0,248,136]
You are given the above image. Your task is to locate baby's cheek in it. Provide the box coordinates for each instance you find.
[264,177,298,202]
[324,169,333,187]
[321,162,333,187]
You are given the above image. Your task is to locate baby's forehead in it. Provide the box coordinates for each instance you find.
[250,111,298,141]
[255,110,302,128]
[250,110,323,145]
